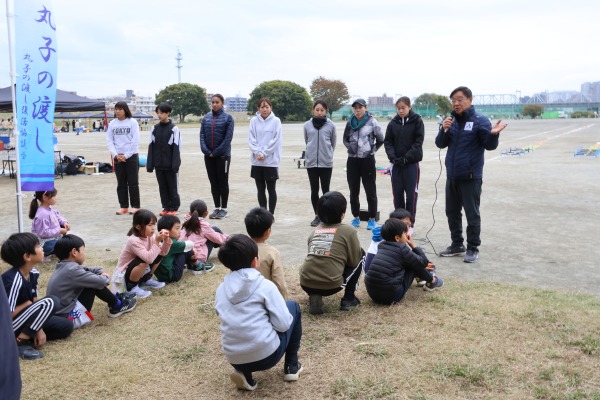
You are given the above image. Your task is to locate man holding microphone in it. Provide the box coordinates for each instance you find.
[435,86,507,263]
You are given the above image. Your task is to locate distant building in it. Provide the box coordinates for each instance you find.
[581,81,600,102]
[130,96,156,113]
[206,93,214,105]
[368,93,394,106]
[126,89,134,98]
[225,96,248,112]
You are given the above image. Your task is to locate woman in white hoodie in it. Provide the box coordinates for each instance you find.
[248,98,282,214]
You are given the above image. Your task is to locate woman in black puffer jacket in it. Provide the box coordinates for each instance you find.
[383,97,424,227]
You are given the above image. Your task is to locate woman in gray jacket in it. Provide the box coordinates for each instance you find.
[343,98,384,230]
[303,100,337,226]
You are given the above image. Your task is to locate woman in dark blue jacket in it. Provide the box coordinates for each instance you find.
[200,94,235,219]
[383,97,424,227]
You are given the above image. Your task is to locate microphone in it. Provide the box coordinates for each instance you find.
[444,116,454,133]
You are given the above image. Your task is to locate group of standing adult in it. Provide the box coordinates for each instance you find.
[104,86,506,262]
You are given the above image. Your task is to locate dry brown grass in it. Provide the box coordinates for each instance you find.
[4,250,600,400]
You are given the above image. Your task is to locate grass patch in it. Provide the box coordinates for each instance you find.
[170,345,207,362]
[4,253,600,400]
[331,376,396,399]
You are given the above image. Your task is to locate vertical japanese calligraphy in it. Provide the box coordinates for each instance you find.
[15,1,57,191]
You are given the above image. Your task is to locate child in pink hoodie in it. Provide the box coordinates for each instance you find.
[180,199,229,274]
[111,209,171,298]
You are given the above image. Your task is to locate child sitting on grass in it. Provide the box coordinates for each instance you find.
[29,189,70,259]
[244,207,288,298]
[1,233,73,361]
[299,191,365,315]
[215,235,303,391]
[364,208,412,274]
[154,215,200,282]
[180,199,229,273]
[111,209,171,298]
[365,219,442,305]
[46,234,136,326]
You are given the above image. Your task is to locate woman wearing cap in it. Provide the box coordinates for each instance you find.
[342,99,384,230]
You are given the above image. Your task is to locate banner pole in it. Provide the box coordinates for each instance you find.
[5,0,24,232]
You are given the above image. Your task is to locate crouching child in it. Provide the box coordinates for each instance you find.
[215,234,303,391]
[46,234,136,326]
[365,219,443,305]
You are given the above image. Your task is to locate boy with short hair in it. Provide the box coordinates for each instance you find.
[147,102,182,216]
[155,215,199,282]
[1,233,73,361]
[299,191,365,315]
[215,234,303,391]
[365,219,443,305]
[364,208,413,274]
[46,234,136,325]
[244,207,288,298]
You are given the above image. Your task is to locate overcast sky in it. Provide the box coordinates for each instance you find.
[1,0,598,101]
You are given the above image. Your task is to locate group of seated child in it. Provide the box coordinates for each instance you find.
[1,189,443,392]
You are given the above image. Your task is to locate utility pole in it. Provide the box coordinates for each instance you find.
[175,47,183,83]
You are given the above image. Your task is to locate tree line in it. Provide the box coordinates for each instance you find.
[155,78,459,123]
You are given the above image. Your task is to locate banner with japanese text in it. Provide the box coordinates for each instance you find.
[15,1,57,191]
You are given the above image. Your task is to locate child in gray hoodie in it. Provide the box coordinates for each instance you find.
[214,234,303,391]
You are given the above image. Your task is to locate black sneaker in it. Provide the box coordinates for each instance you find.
[116,291,136,300]
[439,244,466,257]
[309,294,324,315]
[216,209,228,219]
[463,248,479,263]
[17,341,44,360]
[340,296,361,311]
[310,216,320,227]
[284,361,304,382]
[230,370,257,391]
[208,209,220,219]
[109,297,137,318]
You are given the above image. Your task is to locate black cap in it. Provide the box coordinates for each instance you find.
[351,98,367,107]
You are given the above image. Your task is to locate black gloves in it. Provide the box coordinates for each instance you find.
[393,157,407,166]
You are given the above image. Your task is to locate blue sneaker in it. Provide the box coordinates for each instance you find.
[351,217,361,228]
[367,219,377,230]
[423,276,444,292]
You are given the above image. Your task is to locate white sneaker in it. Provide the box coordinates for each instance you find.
[127,285,152,299]
[140,278,166,290]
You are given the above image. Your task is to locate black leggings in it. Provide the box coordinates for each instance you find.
[307,168,332,214]
[124,256,163,291]
[204,155,230,208]
[256,180,277,214]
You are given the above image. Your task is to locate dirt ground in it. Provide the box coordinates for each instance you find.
[1,118,599,295]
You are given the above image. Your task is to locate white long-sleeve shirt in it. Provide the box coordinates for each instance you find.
[106,118,140,159]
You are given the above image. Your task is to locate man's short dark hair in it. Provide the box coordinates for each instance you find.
[317,191,347,224]
[157,215,180,232]
[389,208,411,221]
[218,234,258,271]
[380,219,408,242]
[244,208,274,238]
[450,86,472,99]
[54,234,86,261]
[155,102,173,114]
[0,232,40,268]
